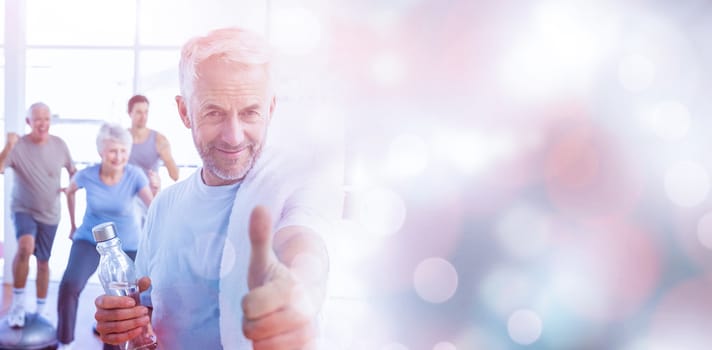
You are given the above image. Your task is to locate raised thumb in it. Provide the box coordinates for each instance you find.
[248,205,275,290]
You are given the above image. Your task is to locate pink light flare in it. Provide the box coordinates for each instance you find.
[646,274,712,350]
[543,114,644,219]
[549,217,662,322]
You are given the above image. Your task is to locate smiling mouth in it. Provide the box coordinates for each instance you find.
[216,145,250,154]
[219,149,245,159]
[218,148,242,154]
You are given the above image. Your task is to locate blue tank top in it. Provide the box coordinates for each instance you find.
[128,130,161,174]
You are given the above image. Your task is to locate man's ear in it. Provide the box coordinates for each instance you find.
[25,117,30,126]
[176,95,191,128]
[267,95,277,123]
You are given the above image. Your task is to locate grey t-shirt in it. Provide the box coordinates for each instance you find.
[6,135,74,225]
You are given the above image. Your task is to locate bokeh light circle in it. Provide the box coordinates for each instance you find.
[639,100,691,141]
[495,203,552,259]
[357,187,407,236]
[618,54,656,92]
[381,342,408,350]
[479,266,533,317]
[387,133,429,179]
[507,309,543,345]
[646,275,712,350]
[371,51,407,86]
[664,161,710,207]
[433,341,457,350]
[696,211,712,251]
[413,257,459,303]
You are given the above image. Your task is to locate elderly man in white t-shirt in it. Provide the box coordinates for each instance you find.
[94,27,342,350]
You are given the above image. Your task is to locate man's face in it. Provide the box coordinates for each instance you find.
[129,102,149,129]
[100,139,130,173]
[176,58,275,186]
[27,106,51,141]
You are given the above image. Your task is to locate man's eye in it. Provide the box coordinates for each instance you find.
[243,110,261,120]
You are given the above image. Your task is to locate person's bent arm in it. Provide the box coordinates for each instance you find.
[146,171,160,196]
[95,276,152,345]
[273,225,329,307]
[0,132,19,173]
[137,186,153,208]
[63,181,79,239]
[156,133,179,182]
[66,162,77,179]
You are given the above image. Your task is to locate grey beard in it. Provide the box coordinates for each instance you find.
[202,143,263,182]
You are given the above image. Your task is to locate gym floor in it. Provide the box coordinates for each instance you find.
[1,281,104,349]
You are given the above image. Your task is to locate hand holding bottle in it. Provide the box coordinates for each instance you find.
[92,222,156,349]
[95,276,153,345]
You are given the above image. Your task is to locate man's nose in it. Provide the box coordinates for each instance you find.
[222,115,246,145]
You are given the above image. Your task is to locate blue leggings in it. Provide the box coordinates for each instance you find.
[57,239,136,348]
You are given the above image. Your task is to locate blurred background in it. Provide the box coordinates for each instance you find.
[4,0,712,349]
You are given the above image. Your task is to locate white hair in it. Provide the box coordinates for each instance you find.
[96,123,132,153]
[178,27,273,102]
[26,102,50,119]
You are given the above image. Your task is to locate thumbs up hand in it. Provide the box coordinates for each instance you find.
[242,206,327,350]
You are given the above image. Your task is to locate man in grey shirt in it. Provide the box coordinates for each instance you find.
[0,102,76,327]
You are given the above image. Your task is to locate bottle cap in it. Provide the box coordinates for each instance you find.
[92,222,118,242]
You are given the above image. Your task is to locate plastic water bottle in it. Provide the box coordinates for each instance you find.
[93,222,158,350]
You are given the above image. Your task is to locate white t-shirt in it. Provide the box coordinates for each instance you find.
[136,170,240,350]
[137,145,343,349]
